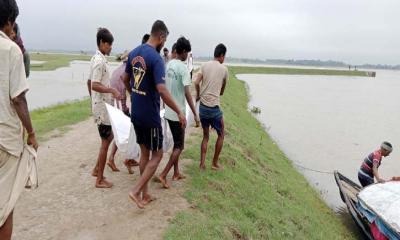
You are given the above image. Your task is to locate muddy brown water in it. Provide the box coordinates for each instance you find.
[27,61,119,110]
[239,70,400,237]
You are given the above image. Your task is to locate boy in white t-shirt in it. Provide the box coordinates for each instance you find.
[89,28,120,188]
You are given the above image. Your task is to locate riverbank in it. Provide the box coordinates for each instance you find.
[30,53,92,71]
[25,62,360,239]
[164,66,358,239]
[30,52,117,71]
[31,98,91,140]
[230,65,369,77]
[30,52,369,77]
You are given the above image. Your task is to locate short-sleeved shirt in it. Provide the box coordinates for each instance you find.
[90,50,112,125]
[165,59,192,122]
[0,31,29,157]
[125,44,165,128]
[359,149,383,178]
[110,62,128,111]
[197,60,228,107]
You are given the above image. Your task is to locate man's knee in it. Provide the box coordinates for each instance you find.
[140,145,150,157]
[173,147,183,154]
[202,131,210,140]
[148,156,162,169]
[0,210,13,237]
[151,150,163,163]
[217,131,225,139]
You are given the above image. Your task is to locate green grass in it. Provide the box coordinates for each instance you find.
[164,66,358,240]
[231,65,369,77]
[30,53,92,71]
[30,99,92,140]
[30,52,117,71]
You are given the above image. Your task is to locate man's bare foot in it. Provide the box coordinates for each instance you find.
[199,164,206,171]
[142,194,157,205]
[172,174,186,181]
[211,164,222,171]
[95,179,113,188]
[124,159,134,174]
[129,192,144,209]
[158,176,170,189]
[107,161,120,172]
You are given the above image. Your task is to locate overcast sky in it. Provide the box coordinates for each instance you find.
[16,0,400,65]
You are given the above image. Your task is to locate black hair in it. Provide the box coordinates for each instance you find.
[141,33,150,44]
[150,20,169,37]
[96,28,114,47]
[13,22,18,33]
[175,37,191,55]
[0,0,19,28]
[171,43,177,53]
[214,43,227,58]
[163,47,169,52]
[383,141,392,148]
[13,22,20,37]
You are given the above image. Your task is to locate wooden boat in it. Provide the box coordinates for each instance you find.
[334,171,372,239]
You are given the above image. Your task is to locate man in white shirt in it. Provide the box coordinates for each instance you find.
[0,1,38,239]
[89,28,120,188]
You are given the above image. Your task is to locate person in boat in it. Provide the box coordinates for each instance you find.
[358,142,393,187]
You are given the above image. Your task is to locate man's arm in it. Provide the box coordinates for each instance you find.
[11,92,38,150]
[220,77,227,96]
[87,79,92,96]
[119,75,129,112]
[220,68,228,96]
[184,86,199,127]
[123,72,132,94]
[92,82,121,99]
[157,84,186,128]
[194,73,203,102]
[373,162,385,183]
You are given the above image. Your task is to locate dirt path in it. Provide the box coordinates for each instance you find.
[13,119,193,240]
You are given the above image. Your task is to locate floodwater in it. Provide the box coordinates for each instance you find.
[27,61,119,110]
[238,70,400,209]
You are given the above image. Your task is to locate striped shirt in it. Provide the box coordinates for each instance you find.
[359,149,382,179]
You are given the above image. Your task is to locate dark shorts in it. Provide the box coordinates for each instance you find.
[167,119,185,150]
[199,102,224,136]
[133,123,163,151]
[358,172,374,187]
[97,124,112,140]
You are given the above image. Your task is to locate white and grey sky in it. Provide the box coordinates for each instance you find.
[17,0,400,65]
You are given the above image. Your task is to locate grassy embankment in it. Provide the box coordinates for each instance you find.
[30,53,92,71]
[164,66,359,239]
[31,99,91,140]
[28,55,362,239]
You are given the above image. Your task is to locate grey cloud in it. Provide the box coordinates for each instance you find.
[16,0,400,65]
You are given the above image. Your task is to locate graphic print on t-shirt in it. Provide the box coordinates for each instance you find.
[131,56,147,96]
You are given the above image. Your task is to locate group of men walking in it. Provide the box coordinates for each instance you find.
[88,20,229,209]
[0,0,229,236]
